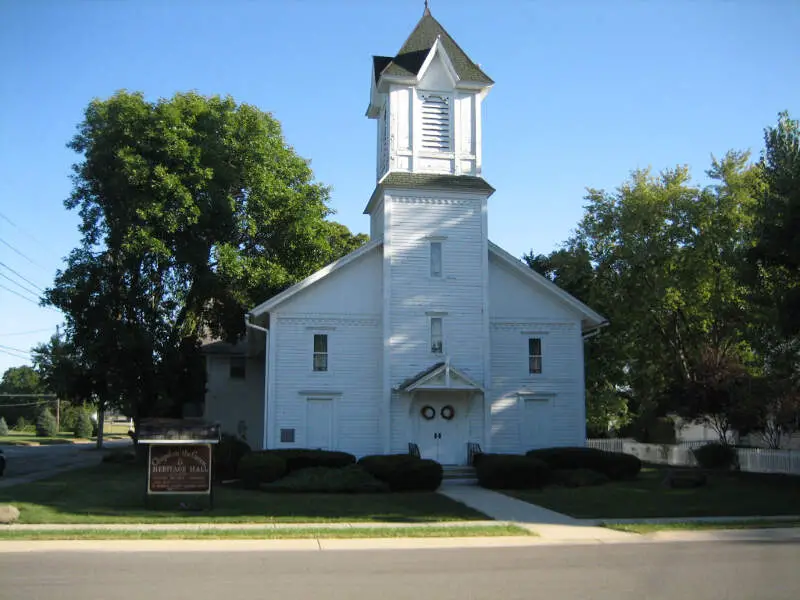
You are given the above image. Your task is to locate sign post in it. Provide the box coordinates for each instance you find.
[136,419,220,509]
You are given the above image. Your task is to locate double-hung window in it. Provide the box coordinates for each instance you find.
[430,317,444,354]
[313,334,328,372]
[528,338,542,374]
[430,241,442,278]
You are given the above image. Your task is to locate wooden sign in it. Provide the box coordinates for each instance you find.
[147,444,212,494]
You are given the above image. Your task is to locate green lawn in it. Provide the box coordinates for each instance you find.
[0,463,487,524]
[0,525,528,541]
[0,425,129,446]
[504,468,800,519]
[605,520,800,534]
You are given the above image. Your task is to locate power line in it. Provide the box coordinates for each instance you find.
[0,271,41,298]
[0,347,30,360]
[0,210,45,245]
[0,261,45,292]
[0,328,54,337]
[0,237,48,271]
[0,343,31,354]
[0,282,40,306]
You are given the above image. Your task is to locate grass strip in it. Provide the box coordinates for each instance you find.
[0,525,530,541]
[603,520,800,534]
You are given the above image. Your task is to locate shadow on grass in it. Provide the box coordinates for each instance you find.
[0,463,487,524]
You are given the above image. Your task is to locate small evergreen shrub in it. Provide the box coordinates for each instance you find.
[358,454,443,491]
[693,443,738,470]
[475,454,550,490]
[14,417,28,432]
[264,465,389,493]
[238,451,287,489]
[526,447,641,480]
[73,410,94,438]
[35,409,58,438]
[0,417,8,436]
[264,449,356,473]
[214,434,252,481]
[60,405,79,432]
[551,468,609,488]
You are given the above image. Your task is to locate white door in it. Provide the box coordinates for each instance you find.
[415,399,465,465]
[522,398,551,451]
[307,398,333,450]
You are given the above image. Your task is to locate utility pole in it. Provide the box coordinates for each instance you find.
[55,324,60,432]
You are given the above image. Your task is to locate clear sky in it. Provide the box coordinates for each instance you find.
[1,0,798,375]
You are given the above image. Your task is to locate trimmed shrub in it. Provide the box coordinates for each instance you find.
[526,447,641,480]
[73,410,93,438]
[35,409,58,438]
[214,434,252,481]
[0,417,8,436]
[102,448,137,464]
[237,451,287,489]
[551,468,609,488]
[475,454,550,490]
[693,443,738,470]
[14,417,28,432]
[264,465,389,493]
[358,454,443,491]
[265,449,356,473]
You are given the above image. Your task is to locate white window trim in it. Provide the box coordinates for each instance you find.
[430,316,444,355]
[430,240,443,278]
[528,336,543,375]
[312,332,330,374]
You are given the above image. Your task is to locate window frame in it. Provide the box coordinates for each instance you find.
[229,356,246,380]
[312,333,329,372]
[528,337,543,374]
[430,241,443,278]
[430,316,444,355]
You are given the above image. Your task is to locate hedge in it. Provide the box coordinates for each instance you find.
[264,465,389,493]
[692,443,738,470]
[214,434,252,481]
[526,447,641,480]
[475,454,550,489]
[237,451,287,489]
[358,454,443,491]
[264,449,356,473]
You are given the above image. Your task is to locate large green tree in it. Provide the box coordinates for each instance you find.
[45,90,367,433]
[527,152,764,440]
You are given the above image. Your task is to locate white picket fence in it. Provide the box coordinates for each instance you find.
[586,438,800,475]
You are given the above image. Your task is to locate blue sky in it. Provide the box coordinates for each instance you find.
[0,0,798,375]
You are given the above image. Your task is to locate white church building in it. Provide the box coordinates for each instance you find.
[202,8,607,465]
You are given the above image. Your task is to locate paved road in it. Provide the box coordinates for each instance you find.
[0,541,797,600]
[0,440,131,487]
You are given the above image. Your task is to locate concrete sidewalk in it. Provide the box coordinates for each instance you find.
[438,482,635,542]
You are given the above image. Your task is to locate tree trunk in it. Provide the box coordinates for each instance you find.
[95,403,105,449]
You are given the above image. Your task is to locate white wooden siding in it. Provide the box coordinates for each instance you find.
[204,355,265,447]
[275,246,383,315]
[488,318,585,453]
[385,192,487,389]
[271,315,383,458]
[370,198,384,240]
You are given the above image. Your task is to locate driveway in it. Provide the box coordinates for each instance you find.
[0,440,131,488]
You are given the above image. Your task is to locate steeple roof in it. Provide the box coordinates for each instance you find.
[374,9,493,85]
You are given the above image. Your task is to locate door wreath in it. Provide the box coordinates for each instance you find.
[420,405,436,420]
[441,405,455,420]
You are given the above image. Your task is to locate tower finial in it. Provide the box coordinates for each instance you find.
[423,0,430,15]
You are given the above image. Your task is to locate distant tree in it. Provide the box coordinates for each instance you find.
[44,90,366,435]
[0,417,8,436]
[73,409,93,439]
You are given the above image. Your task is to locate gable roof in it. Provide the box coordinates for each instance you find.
[364,172,495,214]
[249,239,382,318]
[488,241,608,331]
[396,360,484,392]
[376,9,493,85]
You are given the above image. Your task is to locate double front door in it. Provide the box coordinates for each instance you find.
[415,398,466,465]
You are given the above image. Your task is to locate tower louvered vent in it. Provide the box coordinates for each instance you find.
[421,94,451,152]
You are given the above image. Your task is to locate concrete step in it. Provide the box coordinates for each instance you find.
[442,466,477,481]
